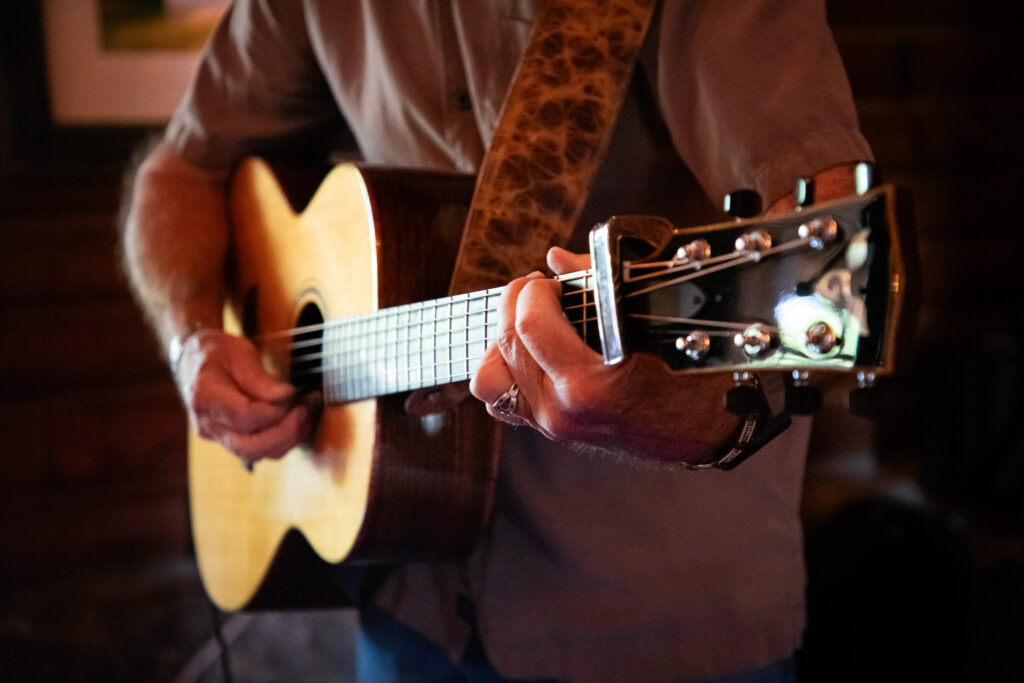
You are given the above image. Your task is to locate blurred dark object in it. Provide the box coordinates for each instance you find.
[800,496,972,682]
[919,336,1024,530]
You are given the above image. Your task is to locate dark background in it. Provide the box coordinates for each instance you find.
[2,1,1023,680]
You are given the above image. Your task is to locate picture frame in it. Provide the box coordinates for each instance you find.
[43,0,227,126]
[0,1,224,170]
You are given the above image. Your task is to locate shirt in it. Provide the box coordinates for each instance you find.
[167,1,873,679]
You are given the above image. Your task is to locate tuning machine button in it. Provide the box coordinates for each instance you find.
[734,230,772,260]
[795,176,815,209]
[725,371,761,414]
[804,321,839,355]
[855,162,879,195]
[723,189,762,220]
[786,370,822,414]
[676,330,711,362]
[848,370,884,418]
[798,216,839,250]
[673,239,711,266]
[734,322,775,359]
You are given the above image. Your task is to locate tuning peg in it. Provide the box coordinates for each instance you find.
[795,176,815,209]
[725,372,761,414]
[786,370,821,414]
[854,162,879,195]
[848,370,882,418]
[723,189,762,220]
[675,331,711,362]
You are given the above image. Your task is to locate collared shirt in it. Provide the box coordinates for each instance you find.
[168,1,873,679]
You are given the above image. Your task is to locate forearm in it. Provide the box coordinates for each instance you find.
[121,142,231,349]
[578,360,739,465]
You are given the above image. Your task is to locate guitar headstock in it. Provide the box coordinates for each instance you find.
[588,183,915,385]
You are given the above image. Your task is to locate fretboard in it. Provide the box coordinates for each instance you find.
[307,271,595,403]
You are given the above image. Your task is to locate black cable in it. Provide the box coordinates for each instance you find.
[206,598,235,683]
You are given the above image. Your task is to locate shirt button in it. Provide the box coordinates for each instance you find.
[455,90,472,112]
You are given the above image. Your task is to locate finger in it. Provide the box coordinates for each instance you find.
[193,372,295,435]
[515,278,602,382]
[470,348,528,422]
[469,345,515,404]
[229,341,297,403]
[219,393,322,462]
[472,350,533,427]
[472,322,543,429]
[547,246,591,275]
[495,273,549,408]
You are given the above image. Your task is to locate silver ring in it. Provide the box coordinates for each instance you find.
[492,382,519,415]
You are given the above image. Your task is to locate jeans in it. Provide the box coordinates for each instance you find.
[355,607,795,683]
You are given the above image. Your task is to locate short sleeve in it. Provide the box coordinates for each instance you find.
[165,0,345,169]
[655,0,874,206]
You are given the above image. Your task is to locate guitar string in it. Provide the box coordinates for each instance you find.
[292,310,756,384]
[291,315,757,387]
[273,289,596,354]
[295,312,602,396]
[262,243,803,378]
[254,270,594,342]
[253,234,810,349]
[278,292,598,357]
[625,238,811,299]
[290,313,600,374]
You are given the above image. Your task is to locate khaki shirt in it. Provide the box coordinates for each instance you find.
[168,1,873,679]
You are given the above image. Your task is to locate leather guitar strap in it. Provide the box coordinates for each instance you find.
[448,0,658,294]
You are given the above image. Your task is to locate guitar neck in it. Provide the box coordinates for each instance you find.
[299,271,595,403]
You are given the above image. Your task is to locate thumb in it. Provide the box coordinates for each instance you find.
[547,246,591,275]
[230,341,297,403]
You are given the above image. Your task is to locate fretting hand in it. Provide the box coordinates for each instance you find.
[470,247,738,465]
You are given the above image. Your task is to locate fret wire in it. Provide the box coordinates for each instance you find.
[257,278,592,344]
[584,274,591,345]
[295,314,598,368]
[295,272,602,400]
[288,313,598,368]
[358,317,366,399]
[447,300,453,385]
[313,311,596,399]
[436,301,444,387]
[381,309,389,393]
[464,297,470,378]
[305,312,594,392]
[405,305,412,388]
[482,293,490,368]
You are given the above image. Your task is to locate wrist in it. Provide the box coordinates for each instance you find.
[167,323,206,377]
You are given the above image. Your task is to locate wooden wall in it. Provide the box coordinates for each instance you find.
[0,167,188,581]
[1,0,1022,616]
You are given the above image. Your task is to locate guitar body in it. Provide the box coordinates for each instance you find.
[189,159,498,611]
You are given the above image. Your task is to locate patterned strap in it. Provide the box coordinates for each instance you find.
[448,0,657,294]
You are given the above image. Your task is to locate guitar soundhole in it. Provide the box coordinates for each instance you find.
[291,303,324,394]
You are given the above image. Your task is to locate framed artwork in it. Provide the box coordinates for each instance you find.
[0,1,226,169]
[43,0,229,125]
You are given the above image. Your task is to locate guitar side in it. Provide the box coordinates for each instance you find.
[188,160,497,611]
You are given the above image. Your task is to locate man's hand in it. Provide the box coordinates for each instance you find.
[470,247,738,465]
[174,328,322,463]
[123,142,324,465]
[468,163,861,464]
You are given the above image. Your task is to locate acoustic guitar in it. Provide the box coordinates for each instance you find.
[190,157,914,610]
